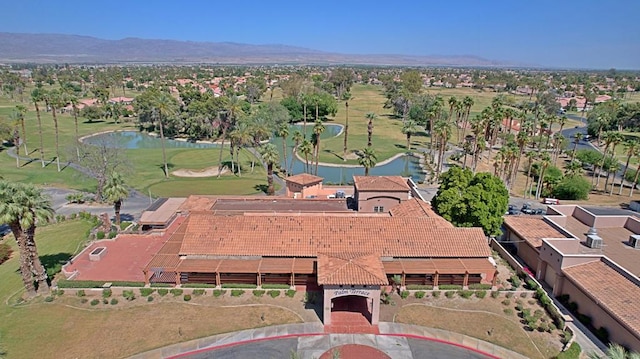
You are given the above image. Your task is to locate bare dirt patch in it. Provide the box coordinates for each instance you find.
[172,166,228,178]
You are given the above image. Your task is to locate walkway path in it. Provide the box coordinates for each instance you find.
[129,323,528,359]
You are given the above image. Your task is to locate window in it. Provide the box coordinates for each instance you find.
[374,206,385,213]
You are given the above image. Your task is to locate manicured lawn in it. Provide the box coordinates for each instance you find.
[0,220,300,358]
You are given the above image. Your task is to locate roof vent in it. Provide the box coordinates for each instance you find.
[587,227,598,236]
[586,233,603,249]
[629,234,640,249]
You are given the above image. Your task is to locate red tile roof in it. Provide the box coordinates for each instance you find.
[563,259,640,338]
[286,173,323,186]
[353,176,410,192]
[317,252,388,285]
[178,214,491,258]
[503,216,568,248]
[389,198,453,227]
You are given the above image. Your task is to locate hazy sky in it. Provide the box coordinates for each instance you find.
[1,0,639,69]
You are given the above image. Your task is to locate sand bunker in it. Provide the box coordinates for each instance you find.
[172,166,228,178]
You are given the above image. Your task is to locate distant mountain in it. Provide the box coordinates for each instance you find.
[0,32,506,66]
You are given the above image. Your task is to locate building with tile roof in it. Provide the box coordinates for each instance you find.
[353,176,412,212]
[140,177,496,327]
[501,205,640,351]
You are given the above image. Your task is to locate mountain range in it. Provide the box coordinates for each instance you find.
[0,32,510,67]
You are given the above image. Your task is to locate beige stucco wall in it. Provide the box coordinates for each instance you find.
[323,285,381,325]
[358,196,403,212]
[561,278,640,352]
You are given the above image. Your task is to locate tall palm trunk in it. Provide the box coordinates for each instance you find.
[10,224,37,296]
[236,147,242,177]
[73,106,80,161]
[217,128,227,178]
[267,163,274,195]
[281,136,288,176]
[20,117,28,156]
[26,226,49,293]
[524,162,533,198]
[158,117,169,178]
[114,200,122,226]
[51,106,61,172]
[303,103,307,137]
[343,101,349,161]
[315,136,321,176]
[619,155,632,195]
[535,166,547,199]
[34,102,45,167]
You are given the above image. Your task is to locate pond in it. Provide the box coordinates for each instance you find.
[83,126,425,183]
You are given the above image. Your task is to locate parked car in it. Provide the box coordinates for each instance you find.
[507,204,519,215]
[521,203,535,214]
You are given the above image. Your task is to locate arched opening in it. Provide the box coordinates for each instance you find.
[331,295,373,326]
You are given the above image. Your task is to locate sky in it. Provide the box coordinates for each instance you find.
[1,0,639,69]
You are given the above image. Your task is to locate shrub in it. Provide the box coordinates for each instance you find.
[577,314,592,327]
[439,284,462,290]
[253,290,265,297]
[157,289,169,296]
[444,291,455,298]
[400,290,410,299]
[53,289,64,296]
[192,289,205,296]
[520,292,529,298]
[528,299,536,305]
[268,290,280,298]
[557,294,570,304]
[556,342,581,359]
[432,291,440,298]
[533,309,544,319]
[111,298,119,305]
[96,231,106,240]
[0,242,12,265]
[120,221,132,230]
[516,303,524,311]
[66,193,86,204]
[304,292,319,304]
[567,301,579,312]
[414,291,426,299]
[102,298,108,304]
[501,299,511,306]
[522,308,531,318]
[102,289,112,298]
[491,291,500,298]
[76,290,86,297]
[505,292,514,298]
[221,283,257,289]
[44,296,54,302]
[515,299,523,305]
[90,299,100,306]
[183,294,192,301]
[537,323,548,332]
[213,290,226,297]
[475,290,487,299]
[406,285,433,290]
[80,298,88,304]
[285,289,296,298]
[509,275,521,288]
[108,231,117,239]
[457,290,473,299]
[123,290,136,301]
[170,289,183,297]
[525,279,538,290]
[503,308,514,315]
[231,290,244,297]
[147,296,154,302]
[261,284,290,289]
[139,288,154,297]
[553,176,591,200]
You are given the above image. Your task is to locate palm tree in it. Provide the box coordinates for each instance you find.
[67,94,81,161]
[595,132,616,188]
[290,130,304,175]
[535,153,551,200]
[358,147,378,176]
[103,172,128,226]
[8,109,22,168]
[460,96,474,141]
[218,96,245,177]
[260,143,279,195]
[402,120,419,152]
[229,119,252,177]
[564,160,584,178]
[31,88,46,168]
[151,91,178,178]
[619,139,640,195]
[571,132,584,162]
[299,139,312,173]
[276,123,289,175]
[434,118,452,180]
[342,92,351,161]
[0,181,54,296]
[46,89,65,172]
[365,112,377,148]
[588,343,640,359]
[15,104,28,156]
[312,120,325,175]
[524,151,538,198]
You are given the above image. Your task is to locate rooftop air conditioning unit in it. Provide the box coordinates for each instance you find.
[586,234,603,249]
[629,235,640,249]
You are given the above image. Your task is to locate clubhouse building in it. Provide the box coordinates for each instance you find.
[140,176,497,326]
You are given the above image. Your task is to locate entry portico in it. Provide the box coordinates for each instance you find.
[318,252,387,326]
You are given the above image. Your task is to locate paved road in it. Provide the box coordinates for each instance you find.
[180,335,494,359]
